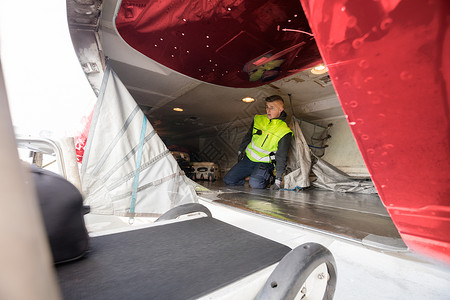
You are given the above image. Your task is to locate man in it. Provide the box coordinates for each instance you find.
[223,95,292,189]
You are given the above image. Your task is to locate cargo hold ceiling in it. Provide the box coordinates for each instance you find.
[115,0,323,88]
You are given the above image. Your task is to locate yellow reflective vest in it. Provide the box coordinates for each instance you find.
[245,115,292,163]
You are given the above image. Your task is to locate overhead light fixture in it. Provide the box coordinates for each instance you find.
[311,64,328,75]
[173,107,184,112]
[242,97,255,103]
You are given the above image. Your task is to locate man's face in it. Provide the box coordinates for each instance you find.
[265,100,284,119]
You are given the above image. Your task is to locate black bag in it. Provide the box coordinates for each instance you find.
[30,165,89,264]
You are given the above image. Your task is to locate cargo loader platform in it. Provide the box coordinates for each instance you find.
[196,182,406,252]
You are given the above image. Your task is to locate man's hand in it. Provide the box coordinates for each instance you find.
[270,179,281,190]
[238,151,245,162]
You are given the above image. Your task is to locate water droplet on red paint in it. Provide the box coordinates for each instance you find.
[380,18,392,30]
[341,6,346,12]
[364,76,373,83]
[383,144,394,150]
[349,122,356,125]
[361,134,369,140]
[359,59,369,69]
[352,38,363,49]
[367,148,375,155]
[349,101,358,108]
[400,71,413,80]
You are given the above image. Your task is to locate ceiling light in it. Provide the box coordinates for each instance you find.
[173,107,183,112]
[242,97,255,103]
[311,64,328,75]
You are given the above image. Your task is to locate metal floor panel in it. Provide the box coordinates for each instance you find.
[197,182,406,250]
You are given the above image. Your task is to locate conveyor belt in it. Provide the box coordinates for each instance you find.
[57,217,291,300]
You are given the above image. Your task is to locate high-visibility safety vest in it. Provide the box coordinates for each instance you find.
[245,115,292,163]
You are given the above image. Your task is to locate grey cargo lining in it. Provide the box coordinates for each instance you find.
[56,217,291,300]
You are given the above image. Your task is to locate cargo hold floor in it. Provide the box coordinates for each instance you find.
[196,181,406,251]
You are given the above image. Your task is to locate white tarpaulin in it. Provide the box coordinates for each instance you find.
[81,66,197,216]
[311,155,377,194]
[284,117,312,189]
[284,117,377,194]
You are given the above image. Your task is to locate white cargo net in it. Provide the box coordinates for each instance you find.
[81,66,197,217]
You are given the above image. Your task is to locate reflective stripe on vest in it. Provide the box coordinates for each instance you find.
[250,140,272,155]
[246,147,271,162]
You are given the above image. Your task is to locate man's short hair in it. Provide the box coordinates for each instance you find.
[265,95,284,103]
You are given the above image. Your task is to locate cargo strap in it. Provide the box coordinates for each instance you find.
[281,186,306,192]
[129,114,147,223]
